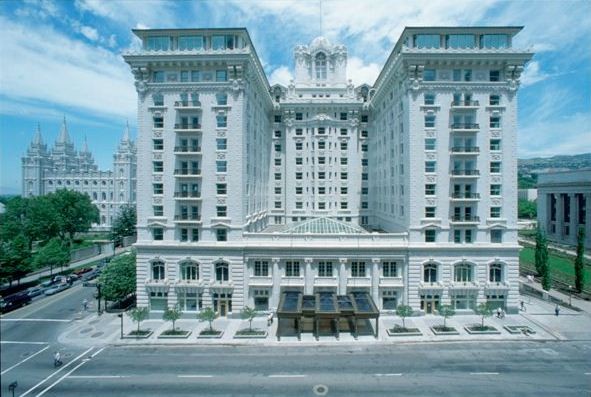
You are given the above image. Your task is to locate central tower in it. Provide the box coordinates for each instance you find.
[293,36,348,88]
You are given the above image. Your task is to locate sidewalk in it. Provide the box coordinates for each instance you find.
[58,293,591,348]
[519,275,591,313]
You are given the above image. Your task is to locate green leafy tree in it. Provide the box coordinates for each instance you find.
[163,305,182,331]
[574,227,586,293]
[395,305,414,329]
[198,307,217,332]
[474,303,493,329]
[128,307,149,334]
[518,199,537,219]
[0,197,34,249]
[437,305,456,329]
[49,189,99,242]
[111,205,136,247]
[541,265,552,291]
[27,195,61,243]
[241,306,258,332]
[32,237,70,275]
[98,251,136,302]
[535,226,548,276]
[0,233,32,285]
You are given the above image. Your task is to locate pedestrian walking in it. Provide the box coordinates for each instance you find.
[555,305,560,316]
[53,351,62,367]
[520,301,526,312]
[82,298,88,311]
[496,307,502,318]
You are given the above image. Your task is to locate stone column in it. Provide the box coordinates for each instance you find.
[556,193,564,241]
[371,258,380,306]
[304,258,313,295]
[585,194,591,246]
[271,257,281,310]
[338,258,348,295]
[570,194,579,244]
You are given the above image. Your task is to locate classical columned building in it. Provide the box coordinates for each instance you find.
[124,27,532,318]
[537,169,591,246]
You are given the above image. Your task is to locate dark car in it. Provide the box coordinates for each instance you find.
[82,270,100,281]
[73,267,93,276]
[0,292,32,313]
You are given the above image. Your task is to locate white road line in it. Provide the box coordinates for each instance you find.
[1,318,71,322]
[470,372,500,375]
[20,346,95,397]
[177,375,214,378]
[268,374,307,378]
[584,372,591,375]
[91,347,106,358]
[68,375,127,379]
[374,373,402,377]
[0,341,48,345]
[36,360,87,397]
[1,345,50,375]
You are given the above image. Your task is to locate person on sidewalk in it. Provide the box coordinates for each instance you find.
[82,298,88,311]
[53,351,62,367]
[496,307,502,318]
[520,301,526,312]
[555,305,560,316]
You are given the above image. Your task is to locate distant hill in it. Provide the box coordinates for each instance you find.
[518,153,591,188]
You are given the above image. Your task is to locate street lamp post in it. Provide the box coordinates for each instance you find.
[117,313,124,339]
[8,381,17,397]
[96,283,102,315]
[568,285,572,307]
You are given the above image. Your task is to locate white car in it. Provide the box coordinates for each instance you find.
[44,283,70,296]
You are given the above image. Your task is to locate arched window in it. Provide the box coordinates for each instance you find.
[101,215,106,224]
[93,192,97,200]
[180,262,199,280]
[152,261,165,280]
[489,263,503,282]
[215,262,229,282]
[315,52,327,80]
[454,263,473,282]
[423,264,437,282]
[102,192,107,200]
[119,193,124,201]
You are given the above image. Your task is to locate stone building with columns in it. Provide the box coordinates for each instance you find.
[537,169,591,246]
[124,27,532,318]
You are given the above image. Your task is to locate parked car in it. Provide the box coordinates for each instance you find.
[82,270,100,281]
[44,283,70,296]
[0,292,32,313]
[73,267,93,276]
[26,286,45,298]
[40,279,54,288]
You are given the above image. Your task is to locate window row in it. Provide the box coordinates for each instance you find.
[424,229,504,243]
[422,262,505,284]
[152,70,227,83]
[411,33,509,49]
[145,34,246,51]
[423,68,502,82]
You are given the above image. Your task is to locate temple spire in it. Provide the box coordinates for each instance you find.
[122,120,130,142]
[57,115,70,144]
[33,123,43,145]
[82,135,89,152]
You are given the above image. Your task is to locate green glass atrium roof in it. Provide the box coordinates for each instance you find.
[281,217,368,235]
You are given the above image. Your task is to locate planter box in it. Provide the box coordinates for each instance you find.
[234,330,268,339]
[158,330,192,339]
[464,326,501,335]
[430,326,459,336]
[387,327,422,337]
[504,325,536,335]
[197,330,224,339]
[124,329,153,339]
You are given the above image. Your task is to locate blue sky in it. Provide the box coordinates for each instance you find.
[1,0,590,195]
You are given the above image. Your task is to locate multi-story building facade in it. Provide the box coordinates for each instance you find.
[21,118,137,229]
[537,169,591,246]
[124,27,532,318]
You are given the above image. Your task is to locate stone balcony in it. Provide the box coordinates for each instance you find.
[249,276,274,287]
[347,277,372,288]
[379,276,404,288]
[314,277,338,288]
[280,276,305,288]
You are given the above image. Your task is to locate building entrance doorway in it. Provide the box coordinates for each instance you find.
[213,293,232,317]
[420,294,440,314]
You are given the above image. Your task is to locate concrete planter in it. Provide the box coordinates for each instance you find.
[124,329,153,339]
[234,330,268,339]
[197,330,224,339]
[430,327,460,336]
[464,326,501,335]
[387,328,422,337]
[503,325,536,335]
[158,330,192,339]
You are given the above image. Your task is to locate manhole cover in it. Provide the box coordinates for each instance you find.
[313,384,329,396]
[80,328,93,334]
[91,331,104,338]
[89,319,100,325]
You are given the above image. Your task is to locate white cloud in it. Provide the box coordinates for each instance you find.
[347,57,381,86]
[80,25,99,41]
[0,16,136,119]
[521,61,549,87]
[75,0,175,27]
[268,66,293,86]
[107,34,117,48]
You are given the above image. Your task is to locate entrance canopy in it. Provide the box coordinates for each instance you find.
[277,291,379,340]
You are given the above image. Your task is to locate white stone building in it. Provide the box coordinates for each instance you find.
[124,27,532,318]
[21,118,137,229]
[537,169,591,246]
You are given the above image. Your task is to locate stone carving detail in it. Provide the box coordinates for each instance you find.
[490,130,501,138]
[153,130,163,138]
[491,198,502,206]
[217,130,226,137]
[426,175,436,183]
[153,153,162,160]
[491,154,501,161]
[426,152,436,160]
[217,175,226,182]
[217,153,226,160]
[153,197,162,204]
[425,130,436,137]
[426,198,436,206]
[491,176,501,184]
[153,175,162,182]
[132,67,150,98]
[217,197,227,205]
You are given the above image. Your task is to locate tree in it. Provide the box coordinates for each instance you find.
[437,305,455,329]
[395,305,413,329]
[518,199,537,219]
[241,306,258,332]
[474,303,493,329]
[198,307,217,332]
[535,226,548,276]
[0,233,32,285]
[98,251,136,302]
[163,305,182,331]
[128,307,149,334]
[574,227,586,293]
[49,189,99,242]
[31,237,70,275]
[111,205,136,247]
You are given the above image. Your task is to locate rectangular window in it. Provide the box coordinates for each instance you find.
[275,187,282,194]
[318,261,333,277]
[489,70,501,82]
[180,228,188,242]
[361,187,368,195]
[216,229,227,241]
[216,206,227,217]
[180,71,189,82]
[274,173,281,180]
[191,229,199,242]
[340,157,348,165]
[341,187,348,195]
[490,116,501,128]
[152,71,165,82]
[295,128,303,136]
[361,158,368,166]
[153,116,164,128]
[340,128,347,136]
[212,35,225,49]
[361,173,368,180]
[489,94,501,106]
[274,158,282,166]
[318,127,326,135]
[153,205,163,216]
[275,144,282,152]
[491,229,503,243]
[425,161,436,173]
[286,261,300,277]
[146,36,170,51]
[296,142,303,151]
[362,202,368,209]
[274,115,282,123]
[340,202,348,209]
[296,172,303,180]
[318,172,325,180]
[318,141,326,150]
[424,115,436,128]
[490,161,501,173]
[490,184,501,196]
[340,112,348,120]
[216,183,227,195]
[295,186,303,195]
[216,160,227,173]
[490,139,501,151]
[254,261,269,277]
[274,130,281,138]
[425,138,436,150]
[152,93,164,106]
[178,35,203,50]
[425,207,436,218]
[465,229,473,243]
[318,202,326,210]
[216,138,227,150]
[216,115,227,128]
[153,228,163,241]
[464,69,472,81]
[425,229,436,242]
[351,261,366,277]
[425,184,436,195]
[153,161,163,173]
[361,115,369,122]
[482,34,508,49]
[383,262,398,277]
[454,229,462,244]
[295,112,303,120]
[424,93,435,105]
[318,156,325,165]
[341,172,348,180]
[448,34,475,48]
[340,142,348,150]
[318,187,326,195]
[191,70,200,82]
[216,70,227,82]
[153,183,163,195]
[453,69,462,81]
[423,69,436,81]
[490,207,501,218]
[361,144,368,152]
[295,157,303,165]
[153,139,163,150]
[295,202,302,209]
[415,34,440,48]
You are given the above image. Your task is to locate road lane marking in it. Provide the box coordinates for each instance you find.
[584,372,591,375]
[36,360,87,397]
[69,375,128,379]
[470,372,500,375]
[1,345,50,375]
[20,346,95,397]
[178,375,214,378]
[0,341,48,345]
[91,347,106,358]
[2,285,83,319]
[268,374,307,378]
[374,373,402,377]
[1,318,71,322]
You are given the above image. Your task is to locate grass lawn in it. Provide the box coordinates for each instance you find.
[519,246,591,283]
